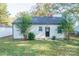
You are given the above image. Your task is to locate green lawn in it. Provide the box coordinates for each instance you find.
[0,37,79,56]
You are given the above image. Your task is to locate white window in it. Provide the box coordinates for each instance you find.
[39,26,42,31]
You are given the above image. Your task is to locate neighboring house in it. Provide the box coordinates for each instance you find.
[73,20,79,35]
[74,25,79,35]
[12,16,65,40]
[0,24,12,37]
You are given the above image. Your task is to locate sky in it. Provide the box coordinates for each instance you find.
[7,3,36,17]
[7,3,62,17]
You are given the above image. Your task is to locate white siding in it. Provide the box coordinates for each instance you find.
[0,27,12,37]
[13,24,64,39]
[13,25,23,39]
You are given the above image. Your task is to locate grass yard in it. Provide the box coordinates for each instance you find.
[0,37,79,56]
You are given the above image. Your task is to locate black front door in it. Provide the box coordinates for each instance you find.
[46,31,50,37]
[45,27,50,37]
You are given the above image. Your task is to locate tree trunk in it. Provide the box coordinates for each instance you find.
[65,32,70,40]
[67,32,70,40]
[64,32,70,40]
[64,32,67,40]
[23,34,27,40]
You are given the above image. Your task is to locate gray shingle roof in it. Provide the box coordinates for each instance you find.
[13,16,62,25]
[32,16,62,25]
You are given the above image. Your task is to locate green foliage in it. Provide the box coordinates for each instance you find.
[0,3,10,25]
[61,12,74,32]
[52,36,56,40]
[60,12,74,39]
[28,32,35,40]
[15,12,32,39]
[32,3,53,16]
[0,3,7,15]
[32,3,79,16]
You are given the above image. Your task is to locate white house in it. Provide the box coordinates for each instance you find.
[12,16,65,40]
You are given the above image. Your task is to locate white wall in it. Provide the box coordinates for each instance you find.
[13,24,64,39]
[0,27,12,37]
[13,25,23,39]
[29,25,64,39]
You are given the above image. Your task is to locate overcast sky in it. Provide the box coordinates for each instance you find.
[7,3,62,17]
[7,3,36,17]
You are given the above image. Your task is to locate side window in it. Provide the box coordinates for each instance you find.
[57,26,63,33]
[39,26,42,31]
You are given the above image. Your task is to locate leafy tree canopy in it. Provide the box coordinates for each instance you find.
[0,3,10,25]
[15,11,32,40]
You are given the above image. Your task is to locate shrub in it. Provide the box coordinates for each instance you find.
[28,32,35,40]
[52,36,56,40]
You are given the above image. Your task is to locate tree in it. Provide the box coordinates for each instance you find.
[31,3,53,16]
[0,3,10,25]
[60,12,74,40]
[16,12,32,40]
[31,3,79,16]
[51,3,76,14]
[51,3,79,21]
